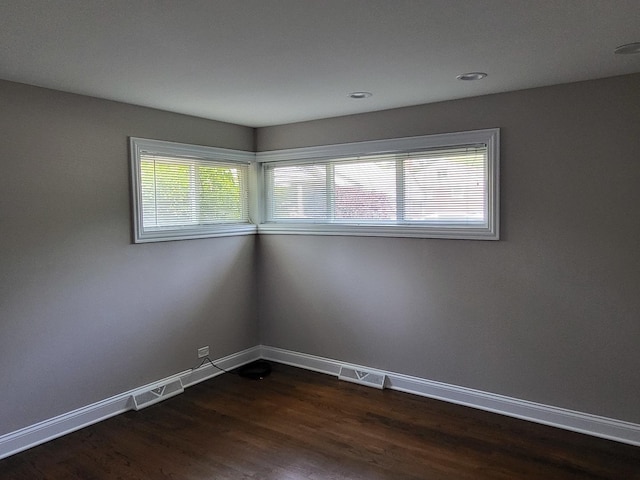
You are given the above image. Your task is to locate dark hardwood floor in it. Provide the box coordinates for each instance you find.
[2,363,639,479]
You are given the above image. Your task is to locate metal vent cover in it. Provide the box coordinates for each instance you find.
[132,378,184,410]
[338,366,386,390]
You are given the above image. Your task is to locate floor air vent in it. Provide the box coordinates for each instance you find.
[132,378,184,410]
[338,366,387,390]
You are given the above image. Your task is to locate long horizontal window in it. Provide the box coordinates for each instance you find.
[130,130,498,242]
[130,137,256,243]
[258,129,499,240]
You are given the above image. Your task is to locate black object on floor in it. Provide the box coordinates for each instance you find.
[238,360,271,380]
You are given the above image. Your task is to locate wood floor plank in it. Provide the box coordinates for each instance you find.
[1,363,639,479]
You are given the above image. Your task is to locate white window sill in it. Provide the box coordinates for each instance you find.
[257,223,498,240]
[134,224,257,243]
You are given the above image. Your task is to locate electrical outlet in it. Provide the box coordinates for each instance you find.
[197,346,209,358]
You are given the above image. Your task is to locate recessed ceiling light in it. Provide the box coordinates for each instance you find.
[614,42,640,55]
[456,72,487,81]
[348,91,372,99]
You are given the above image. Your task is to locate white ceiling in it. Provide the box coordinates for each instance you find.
[1,0,639,127]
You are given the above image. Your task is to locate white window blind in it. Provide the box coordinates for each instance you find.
[265,147,485,224]
[140,156,249,227]
[259,129,499,240]
[130,137,255,243]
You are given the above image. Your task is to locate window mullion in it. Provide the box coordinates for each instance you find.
[264,165,273,221]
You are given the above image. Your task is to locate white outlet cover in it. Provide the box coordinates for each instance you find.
[198,346,209,358]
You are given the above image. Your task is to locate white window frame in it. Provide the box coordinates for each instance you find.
[256,128,499,240]
[129,137,257,243]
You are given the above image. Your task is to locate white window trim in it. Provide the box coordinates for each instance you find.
[256,128,500,240]
[129,137,257,243]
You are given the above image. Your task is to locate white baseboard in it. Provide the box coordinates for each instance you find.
[0,346,261,460]
[259,345,640,447]
[3,343,638,461]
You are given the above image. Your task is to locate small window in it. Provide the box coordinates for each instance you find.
[129,137,256,243]
[258,129,499,240]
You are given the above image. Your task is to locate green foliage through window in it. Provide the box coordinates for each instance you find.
[140,156,248,229]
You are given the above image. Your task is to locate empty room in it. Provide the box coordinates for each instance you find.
[1,1,640,478]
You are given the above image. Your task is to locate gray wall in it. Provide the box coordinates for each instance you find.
[0,81,258,435]
[2,74,639,437]
[256,74,640,423]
